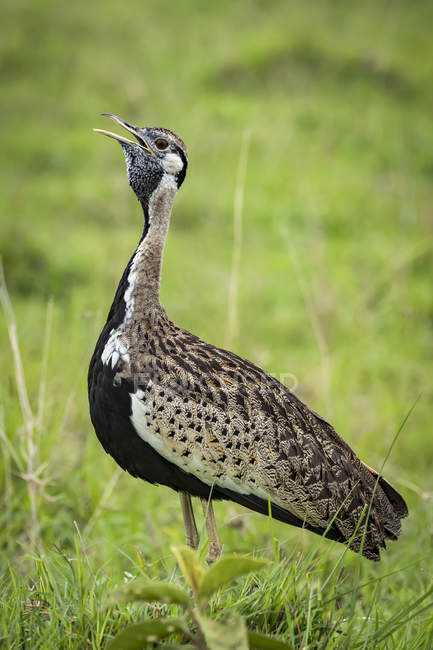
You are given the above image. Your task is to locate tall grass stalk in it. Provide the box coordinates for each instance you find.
[283,232,333,419]
[0,258,40,550]
[224,129,251,349]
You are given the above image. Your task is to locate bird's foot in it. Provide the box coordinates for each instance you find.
[185,529,200,551]
[179,493,200,551]
[206,539,222,565]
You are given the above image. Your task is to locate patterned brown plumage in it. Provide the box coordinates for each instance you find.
[110,305,407,560]
[89,115,407,562]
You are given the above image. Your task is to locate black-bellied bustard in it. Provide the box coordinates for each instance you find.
[88,114,407,563]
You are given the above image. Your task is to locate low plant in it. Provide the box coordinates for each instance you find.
[105,546,290,649]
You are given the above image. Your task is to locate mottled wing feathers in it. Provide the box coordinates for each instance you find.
[113,317,407,560]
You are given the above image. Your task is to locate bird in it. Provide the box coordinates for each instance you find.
[88,113,408,564]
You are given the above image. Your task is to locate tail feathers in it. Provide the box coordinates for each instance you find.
[214,463,408,562]
[336,463,408,559]
[362,462,409,518]
[358,462,408,557]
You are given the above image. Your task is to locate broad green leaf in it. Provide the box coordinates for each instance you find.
[248,630,292,650]
[105,578,191,608]
[194,609,248,650]
[171,545,204,597]
[200,555,269,597]
[107,618,187,650]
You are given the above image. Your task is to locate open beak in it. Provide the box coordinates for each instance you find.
[94,114,155,156]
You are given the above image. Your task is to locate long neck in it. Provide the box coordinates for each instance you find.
[126,179,176,317]
[104,178,176,333]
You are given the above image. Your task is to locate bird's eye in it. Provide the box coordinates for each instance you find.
[155,137,169,151]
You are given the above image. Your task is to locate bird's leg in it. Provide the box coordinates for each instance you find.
[179,493,199,550]
[200,497,222,565]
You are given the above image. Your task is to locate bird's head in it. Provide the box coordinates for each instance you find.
[94,114,188,205]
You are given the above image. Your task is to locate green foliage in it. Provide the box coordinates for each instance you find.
[106,579,191,608]
[171,546,205,600]
[106,547,282,650]
[106,620,188,650]
[194,611,249,650]
[200,556,269,598]
[247,631,293,650]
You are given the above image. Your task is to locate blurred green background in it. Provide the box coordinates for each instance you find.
[1,0,433,646]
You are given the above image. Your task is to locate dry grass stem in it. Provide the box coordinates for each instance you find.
[36,296,54,436]
[284,237,333,418]
[224,129,251,349]
[0,258,40,550]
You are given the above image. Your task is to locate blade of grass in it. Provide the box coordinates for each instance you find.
[224,128,250,349]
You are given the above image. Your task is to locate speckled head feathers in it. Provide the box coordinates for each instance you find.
[94,114,188,202]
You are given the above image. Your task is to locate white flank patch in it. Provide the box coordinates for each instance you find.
[129,390,273,503]
[130,390,166,455]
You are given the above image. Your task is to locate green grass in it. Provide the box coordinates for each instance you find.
[1,0,433,647]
